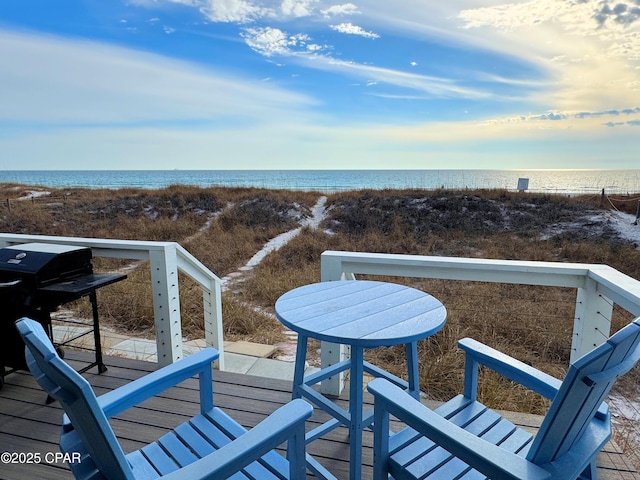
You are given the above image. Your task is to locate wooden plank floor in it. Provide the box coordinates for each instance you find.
[1,351,639,480]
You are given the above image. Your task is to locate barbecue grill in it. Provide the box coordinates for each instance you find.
[0,242,126,389]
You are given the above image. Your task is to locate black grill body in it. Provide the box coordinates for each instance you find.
[0,243,93,375]
[0,243,93,309]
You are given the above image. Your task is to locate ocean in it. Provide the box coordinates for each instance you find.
[1,169,640,195]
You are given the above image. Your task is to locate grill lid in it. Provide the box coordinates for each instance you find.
[0,243,92,287]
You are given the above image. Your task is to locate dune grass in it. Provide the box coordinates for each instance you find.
[2,183,639,415]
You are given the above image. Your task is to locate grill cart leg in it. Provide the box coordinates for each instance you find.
[91,291,107,374]
[74,291,107,374]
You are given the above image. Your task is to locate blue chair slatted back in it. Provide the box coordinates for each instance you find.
[528,318,640,465]
[16,318,134,480]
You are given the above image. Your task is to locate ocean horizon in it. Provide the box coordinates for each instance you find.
[1,169,640,195]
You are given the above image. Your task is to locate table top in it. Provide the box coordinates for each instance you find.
[275,280,446,347]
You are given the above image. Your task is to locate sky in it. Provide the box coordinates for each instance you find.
[0,0,639,170]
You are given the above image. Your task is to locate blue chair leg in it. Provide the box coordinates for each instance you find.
[578,460,597,479]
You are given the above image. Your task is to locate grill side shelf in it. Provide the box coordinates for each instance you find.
[38,273,127,297]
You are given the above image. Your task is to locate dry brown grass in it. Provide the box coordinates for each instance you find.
[240,227,344,307]
[3,184,640,418]
[218,292,287,344]
[239,189,640,414]
[74,261,156,336]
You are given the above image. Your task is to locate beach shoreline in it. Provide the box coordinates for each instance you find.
[2,168,640,195]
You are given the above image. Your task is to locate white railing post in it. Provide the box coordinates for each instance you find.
[203,278,225,370]
[174,244,225,367]
[149,245,183,366]
[572,277,614,362]
[320,252,350,396]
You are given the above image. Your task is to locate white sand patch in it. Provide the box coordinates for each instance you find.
[220,196,328,288]
[18,190,51,200]
[540,208,639,246]
[604,210,640,246]
[243,196,327,270]
[245,227,303,268]
[303,195,327,229]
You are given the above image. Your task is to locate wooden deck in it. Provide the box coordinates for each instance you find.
[1,351,639,480]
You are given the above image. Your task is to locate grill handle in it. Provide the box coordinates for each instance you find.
[0,279,22,288]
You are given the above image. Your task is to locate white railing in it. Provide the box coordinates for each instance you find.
[320,250,640,395]
[0,234,224,369]
[6,234,639,388]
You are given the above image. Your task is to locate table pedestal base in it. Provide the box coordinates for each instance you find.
[293,335,422,480]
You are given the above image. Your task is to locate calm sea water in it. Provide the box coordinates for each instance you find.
[1,170,640,195]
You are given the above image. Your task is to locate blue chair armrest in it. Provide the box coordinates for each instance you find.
[161,399,315,480]
[459,338,562,400]
[91,348,218,421]
[368,379,551,480]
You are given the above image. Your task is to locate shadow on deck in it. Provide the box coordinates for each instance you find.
[1,351,638,480]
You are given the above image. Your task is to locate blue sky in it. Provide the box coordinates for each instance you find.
[1,0,639,170]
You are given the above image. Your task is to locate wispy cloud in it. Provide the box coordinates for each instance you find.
[3,0,638,169]
[477,107,640,129]
[304,57,492,99]
[458,0,578,31]
[281,0,316,18]
[605,120,640,127]
[135,0,383,73]
[594,1,640,27]
[241,26,323,56]
[196,0,273,23]
[128,0,640,116]
[0,29,316,125]
[362,105,640,147]
[329,22,379,38]
[575,107,640,118]
[457,0,640,63]
[448,1,640,121]
[321,3,359,17]
[162,0,324,23]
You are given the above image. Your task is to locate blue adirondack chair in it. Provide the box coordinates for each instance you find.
[368,318,640,480]
[16,318,313,480]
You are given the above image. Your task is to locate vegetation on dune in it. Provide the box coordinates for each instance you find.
[234,188,640,416]
[2,183,640,416]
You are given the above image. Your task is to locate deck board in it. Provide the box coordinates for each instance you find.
[1,351,638,480]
